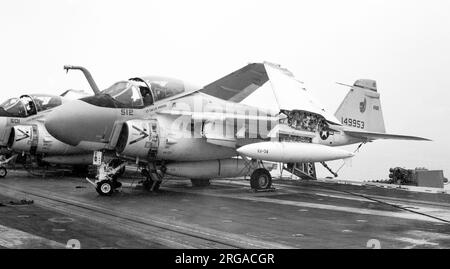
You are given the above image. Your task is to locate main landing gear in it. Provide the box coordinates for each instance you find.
[141,169,161,192]
[88,159,126,196]
[240,156,274,191]
[140,162,163,192]
[250,168,273,191]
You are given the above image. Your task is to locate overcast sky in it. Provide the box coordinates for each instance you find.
[0,0,448,181]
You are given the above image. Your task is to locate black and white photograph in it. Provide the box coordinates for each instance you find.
[0,0,449,260]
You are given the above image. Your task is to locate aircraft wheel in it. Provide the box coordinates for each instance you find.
[250,168,272,190]
[191,179,211,187]
[0,167,7,178]
[96,180,114,196]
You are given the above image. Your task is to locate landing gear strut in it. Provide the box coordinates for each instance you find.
[250,168,272,190]
[109,159,126,177]
[88,158,126,196]
[141,164,163,192]
[238,155,274,191]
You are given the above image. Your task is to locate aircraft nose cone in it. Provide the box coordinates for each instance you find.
[45,100,87,146]
[45,100,118,147]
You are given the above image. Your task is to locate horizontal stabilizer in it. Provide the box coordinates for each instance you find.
[345,129,431,141]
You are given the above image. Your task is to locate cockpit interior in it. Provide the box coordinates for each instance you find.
[82,76,195,109]
[0,94,63,118]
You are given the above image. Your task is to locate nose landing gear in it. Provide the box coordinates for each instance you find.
[0,154,17,178]
[87,159,126,196]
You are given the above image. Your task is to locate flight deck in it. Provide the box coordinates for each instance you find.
[0,170,449,249]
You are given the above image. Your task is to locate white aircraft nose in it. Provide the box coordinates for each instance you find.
[45,100,87,146]
[45,99,118,147]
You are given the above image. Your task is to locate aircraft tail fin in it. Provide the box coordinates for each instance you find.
[334,79,386,133]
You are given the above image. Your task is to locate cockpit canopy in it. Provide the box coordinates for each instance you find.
[98,76,198,108]
[0,94,63,118]
[102,81,144,108]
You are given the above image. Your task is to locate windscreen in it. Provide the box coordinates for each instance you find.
[144,77,186,102]
[0,98,27,117]
[102,81,144,108]
[31,94,63,112]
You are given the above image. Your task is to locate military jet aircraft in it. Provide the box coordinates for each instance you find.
[195,65,429,178]
[0,90,115,177]
[194,64,429,146]
[45,63,356,195]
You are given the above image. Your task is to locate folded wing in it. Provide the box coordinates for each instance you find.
[200,62,340,125]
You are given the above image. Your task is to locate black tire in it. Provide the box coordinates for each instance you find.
[0,167,7,178]
[250,168,272,190]
[191,179,211,187]
[96,180,114,196]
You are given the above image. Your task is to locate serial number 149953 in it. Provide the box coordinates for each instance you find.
[341,118,365,129]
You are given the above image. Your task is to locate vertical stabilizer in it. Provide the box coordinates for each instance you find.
[334,79,386,133]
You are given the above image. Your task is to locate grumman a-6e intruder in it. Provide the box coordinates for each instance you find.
[45,63,428,195]
[0,90,96,177]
